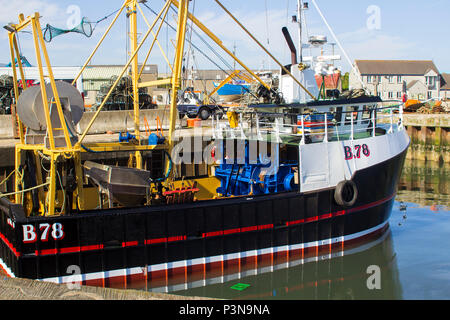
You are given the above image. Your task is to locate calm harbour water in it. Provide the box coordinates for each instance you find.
[160,158,450,300]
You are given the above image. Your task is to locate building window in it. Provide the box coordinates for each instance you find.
[397,76,402,83]
[387,76,394,83]
[367,75,372,83]
[388,92,393,99]
[427,91,432,99]
[397,92,402,99]
[426,76,435,86]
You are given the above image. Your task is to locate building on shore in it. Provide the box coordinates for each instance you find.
[441,73,450,101]
[349,60,444,101]
[82,64,158,106]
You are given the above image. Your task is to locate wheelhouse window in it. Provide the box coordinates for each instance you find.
[344,106,359,125]
[334,106,343,124]
[362,105,371,119]
[362,105,372,125]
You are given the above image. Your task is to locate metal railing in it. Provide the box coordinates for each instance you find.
[212,102,405,144]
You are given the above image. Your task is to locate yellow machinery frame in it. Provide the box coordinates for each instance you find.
[5,1,184,216]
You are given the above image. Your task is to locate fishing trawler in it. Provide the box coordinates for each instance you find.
[0,0,409,287]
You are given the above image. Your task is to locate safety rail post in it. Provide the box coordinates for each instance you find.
[350,112,354,140]
[239,113,246,139]
[398,103,404,130]
[300,115,305,145]
[256,114,263,140]
[389,107,393,134]
[372,107,376,137]
[211,113,215,139]
[273,117,281,143]
[324,113,328,143]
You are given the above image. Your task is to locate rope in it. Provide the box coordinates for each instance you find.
[0,181,50,198]
[0,170,16,188]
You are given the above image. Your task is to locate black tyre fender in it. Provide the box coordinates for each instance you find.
[334,180,358,207]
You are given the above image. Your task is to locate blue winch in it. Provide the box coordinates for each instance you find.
[148,132,165,145]
[214,140,298,196]
[119,132,136,142]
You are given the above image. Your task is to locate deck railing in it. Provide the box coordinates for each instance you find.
[212,102,405,144]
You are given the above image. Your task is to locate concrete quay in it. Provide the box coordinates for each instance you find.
[0,275,209,300]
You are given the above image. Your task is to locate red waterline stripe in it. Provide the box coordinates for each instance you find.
[203,224,274,238]
[36,244,105,256]
[202,230,223,238]
[122,241,139,247]
[144,235,186,245]
[241,226,257,232]
[81,244,104,252]
[145,237,166,245]
[258,224,274,230]
[167,235,187,242]
[223,228,240,235]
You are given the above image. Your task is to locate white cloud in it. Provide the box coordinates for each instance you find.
[0,0,64,25]
[338,28,416,60]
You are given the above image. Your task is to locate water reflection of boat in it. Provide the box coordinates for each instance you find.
[150,226,402,300]
[397,159,449,207]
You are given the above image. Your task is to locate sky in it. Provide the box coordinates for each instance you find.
[0,0,448,75]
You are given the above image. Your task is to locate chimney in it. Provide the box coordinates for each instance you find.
[282,27,297,65]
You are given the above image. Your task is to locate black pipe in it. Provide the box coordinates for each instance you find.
[282,27,297,65]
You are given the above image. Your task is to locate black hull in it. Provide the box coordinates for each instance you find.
[0,148,407,286]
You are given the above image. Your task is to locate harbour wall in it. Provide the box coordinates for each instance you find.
[403,114,449,163]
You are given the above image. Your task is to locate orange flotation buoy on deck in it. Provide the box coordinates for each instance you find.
[187,118,202,128]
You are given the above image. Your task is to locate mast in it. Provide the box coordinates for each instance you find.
[128,1,142,168]
[297,0,303,63]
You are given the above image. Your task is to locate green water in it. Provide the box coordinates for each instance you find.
[157,159,449,300]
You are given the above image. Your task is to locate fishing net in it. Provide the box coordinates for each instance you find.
[43,17,93,42]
